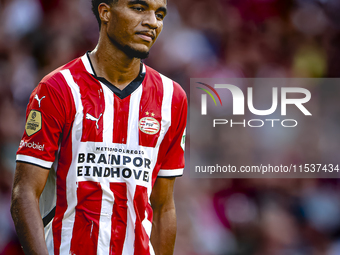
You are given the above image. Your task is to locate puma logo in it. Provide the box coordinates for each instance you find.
[34,94,46,108]
[86,113,103,129]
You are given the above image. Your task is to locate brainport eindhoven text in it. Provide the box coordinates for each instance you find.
[76,153,151,183]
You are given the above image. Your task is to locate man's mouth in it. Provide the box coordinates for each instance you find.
[136,31,155,42]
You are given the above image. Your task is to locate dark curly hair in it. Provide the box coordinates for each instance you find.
[91,0,118,28]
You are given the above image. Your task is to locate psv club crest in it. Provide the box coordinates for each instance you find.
[139,117,160,135]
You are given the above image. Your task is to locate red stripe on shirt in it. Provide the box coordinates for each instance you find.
[152,80,187,185]
[69,65,105,143]
[50,71,76,255]
[109,182,128,255]
[133,185,150,255]
[70,181,102,255]
[139,66,163,148]
[113,95,130,144]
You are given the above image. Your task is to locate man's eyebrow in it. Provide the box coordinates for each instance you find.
[158,6,167,16]
[128,0,149,6]
[128,0,167,15]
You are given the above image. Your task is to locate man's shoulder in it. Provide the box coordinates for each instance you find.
[40,56,84,91]
[144,64,187,102]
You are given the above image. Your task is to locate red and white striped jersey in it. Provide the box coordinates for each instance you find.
[16,53,187,255]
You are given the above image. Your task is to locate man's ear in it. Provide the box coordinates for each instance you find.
[98,3,111,26]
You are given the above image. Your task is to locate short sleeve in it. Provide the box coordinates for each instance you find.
[158,86,187,177]
[16,82,66,169]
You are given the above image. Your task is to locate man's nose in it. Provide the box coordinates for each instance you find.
[142,11,158,29]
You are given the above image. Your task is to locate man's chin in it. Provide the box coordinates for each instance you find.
[123,45,150,59]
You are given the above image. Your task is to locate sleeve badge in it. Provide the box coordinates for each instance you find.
[25,110,42,136]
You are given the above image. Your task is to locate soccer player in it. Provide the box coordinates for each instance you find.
[10,0,187,254]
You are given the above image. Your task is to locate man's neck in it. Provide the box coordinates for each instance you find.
[89,37,141,91]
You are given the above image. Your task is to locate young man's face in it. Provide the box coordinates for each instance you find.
[105,0,167,59]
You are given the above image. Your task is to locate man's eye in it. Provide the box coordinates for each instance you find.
[133,6,144,11]
[156,13,164,20]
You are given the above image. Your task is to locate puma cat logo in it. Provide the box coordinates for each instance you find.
[86,113,103,129]
[34,94,46,108]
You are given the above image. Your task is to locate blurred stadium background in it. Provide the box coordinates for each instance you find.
[1,0,340,254]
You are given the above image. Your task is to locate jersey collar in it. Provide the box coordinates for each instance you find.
[81,52,146,100]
